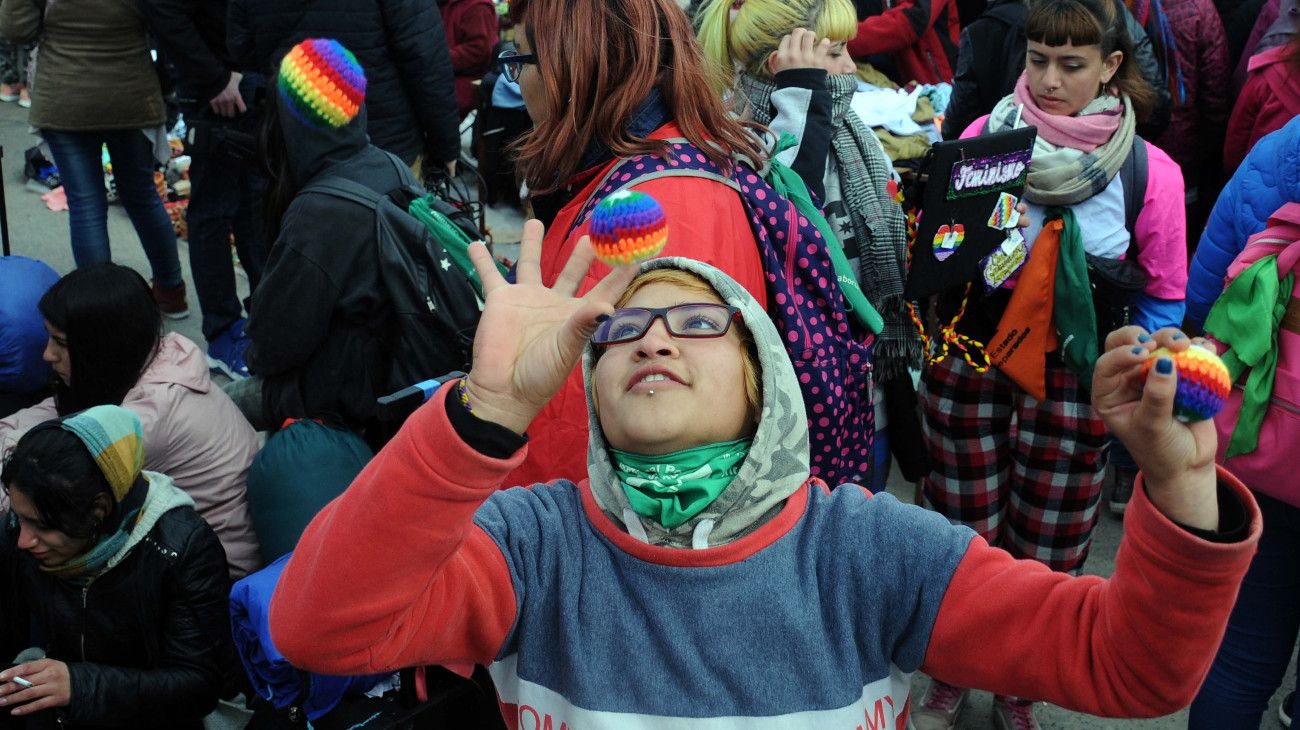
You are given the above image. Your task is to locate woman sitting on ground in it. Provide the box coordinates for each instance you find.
[268,222,1259,728]
[0,406,236,728]
[0,263,262,578]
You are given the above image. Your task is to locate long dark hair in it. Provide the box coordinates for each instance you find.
[1025,0,1156,121]
[259,94,295,246]
[2,427,111,540]
[38,264,162,416]
[508,0,766,196]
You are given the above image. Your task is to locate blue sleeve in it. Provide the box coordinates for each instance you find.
[1131,294,1185,333]
[1186,120,1300,327]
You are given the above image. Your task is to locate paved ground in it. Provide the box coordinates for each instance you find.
[2,97,1292,728]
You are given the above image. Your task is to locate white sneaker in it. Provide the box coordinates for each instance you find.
[909,680,968,730]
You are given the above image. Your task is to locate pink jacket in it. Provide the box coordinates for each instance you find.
[963,116,1189,303]
[0,333,262,578]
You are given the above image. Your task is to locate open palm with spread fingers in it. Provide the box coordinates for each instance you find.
[463,219,640,434]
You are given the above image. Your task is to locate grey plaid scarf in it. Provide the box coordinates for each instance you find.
[738,72,917,382]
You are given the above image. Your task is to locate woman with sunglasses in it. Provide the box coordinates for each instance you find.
[496,0,771,487]
[269,223,1260,728]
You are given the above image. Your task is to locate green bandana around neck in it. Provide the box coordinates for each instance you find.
[610,438,753,530]
[1052,208,1100,385]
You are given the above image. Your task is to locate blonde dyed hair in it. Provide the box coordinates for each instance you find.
[593,268,761,416]
[697,0,858,95]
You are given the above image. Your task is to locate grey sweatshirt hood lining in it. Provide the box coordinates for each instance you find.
[582,257,810,549]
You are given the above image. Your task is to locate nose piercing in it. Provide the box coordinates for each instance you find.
[648,390,656,396]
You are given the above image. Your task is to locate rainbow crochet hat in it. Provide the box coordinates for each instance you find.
[278,38,367,130]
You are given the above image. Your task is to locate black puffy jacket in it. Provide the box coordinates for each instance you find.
[0,484,236,730]
[245,91,417,435]
[227,0,461,166]
[941,0,1173,140]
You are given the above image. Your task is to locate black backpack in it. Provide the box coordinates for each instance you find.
[300,161,484,419]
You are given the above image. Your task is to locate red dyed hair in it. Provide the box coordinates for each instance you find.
[509,0,765,195]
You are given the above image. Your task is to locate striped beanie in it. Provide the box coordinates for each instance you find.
[278,38,367,129]
[58,405,144,503]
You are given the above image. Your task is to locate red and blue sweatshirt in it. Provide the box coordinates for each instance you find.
[270,258,1259,730]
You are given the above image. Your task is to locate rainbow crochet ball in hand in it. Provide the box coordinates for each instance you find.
[589,190,669,266]
[1140,346,1232,422]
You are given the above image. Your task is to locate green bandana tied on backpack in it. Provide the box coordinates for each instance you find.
[1205,256,1295,457]
[611,439,752,530]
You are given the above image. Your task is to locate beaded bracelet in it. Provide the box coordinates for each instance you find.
[456,377,475,415]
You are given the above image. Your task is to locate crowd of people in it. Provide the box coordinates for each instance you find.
[0,0,1295,726]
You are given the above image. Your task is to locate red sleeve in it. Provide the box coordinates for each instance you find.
[269,386,521,674]
[922,467,1261,717]
[446,4,498,75]
[847,0,946,57]
[1223,78,1265,172]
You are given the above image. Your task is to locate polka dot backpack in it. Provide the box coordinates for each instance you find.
[571,138,877,488]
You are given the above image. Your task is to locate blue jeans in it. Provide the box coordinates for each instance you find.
[42,128,182,287]
[1189,491,1300,728]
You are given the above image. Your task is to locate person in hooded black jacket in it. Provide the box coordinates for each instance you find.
[942,0,1173,139]
[234,40,418,442]
[227,0,460,172]
[0,407,235,730]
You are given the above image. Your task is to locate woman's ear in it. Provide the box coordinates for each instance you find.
[1101,49,1123,85]
[766,50,781,75]
[90,493,112,526]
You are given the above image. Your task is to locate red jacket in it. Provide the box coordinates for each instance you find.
[1152,0,1232,175]
[1224,44,1300,171]
[847,0,961,84]
[440,0,498,117]
[504,124,766,487]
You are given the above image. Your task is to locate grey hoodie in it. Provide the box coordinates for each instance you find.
[581,257,812,549]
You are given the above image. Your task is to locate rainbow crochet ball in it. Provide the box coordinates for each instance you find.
[1140,346,1232,422]
[589,190,668,266]
[278,38,367,130]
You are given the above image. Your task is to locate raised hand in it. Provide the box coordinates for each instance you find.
[462,219,639,434]
[1092,326,1219,530]
[768,28,832,76]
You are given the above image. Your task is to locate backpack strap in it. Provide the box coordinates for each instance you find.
[1119,137,1148,260]
[300,174,385,209]
[300,150,418,208]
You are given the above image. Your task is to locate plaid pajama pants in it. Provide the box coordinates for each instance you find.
[920,354,1108,573]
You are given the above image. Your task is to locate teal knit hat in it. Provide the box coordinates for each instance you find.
[57,405,144,503]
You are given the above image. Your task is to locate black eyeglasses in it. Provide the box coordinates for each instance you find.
[592,304,742,346]
[498,50,537,83]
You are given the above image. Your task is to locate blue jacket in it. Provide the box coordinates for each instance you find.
[1187,116,1300,327]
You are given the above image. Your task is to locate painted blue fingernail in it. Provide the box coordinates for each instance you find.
[1156,357,1173,375]
[1131,345,1145,355]
[1137,334,1151,343]
[1173,333,1185,340]
[595,314,610,323]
